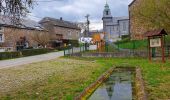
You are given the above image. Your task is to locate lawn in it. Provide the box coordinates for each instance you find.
[116,40,147,50]
[0,58,111,100]
[0,57,170,100]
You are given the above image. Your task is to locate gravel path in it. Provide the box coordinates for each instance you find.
[0,51,64,69]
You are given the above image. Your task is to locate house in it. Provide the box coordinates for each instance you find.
[0,16,47,51]
[102,2,129,42]
[39,17,81,47]
[129,0,154,40]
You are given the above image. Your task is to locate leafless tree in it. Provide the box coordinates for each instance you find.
[0,0,34,24]
[30,31,50,48]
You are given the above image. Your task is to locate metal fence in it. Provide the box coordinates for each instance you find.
[64,45,89,56]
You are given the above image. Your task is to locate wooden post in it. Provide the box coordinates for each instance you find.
[161,35,165,63]
[148,37,151,62]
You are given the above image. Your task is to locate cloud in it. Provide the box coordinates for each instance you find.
[28,0,133,30]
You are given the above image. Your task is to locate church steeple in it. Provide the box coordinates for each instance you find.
[103,0,112,18]
[102,0,113,42]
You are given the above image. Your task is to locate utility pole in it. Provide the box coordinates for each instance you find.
[85,14,90,37]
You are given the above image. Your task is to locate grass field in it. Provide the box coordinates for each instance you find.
[0,57,170,100]
[116,40,147,50]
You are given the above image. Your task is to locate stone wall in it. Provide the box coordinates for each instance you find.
[129,0,154,40]
[41,22,80,41]
[54,26,80,40]
[72,51,148,58]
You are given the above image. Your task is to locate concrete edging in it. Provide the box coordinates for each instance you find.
[135,67,147,100]
[75,67,115,100]
[75,67,147,100]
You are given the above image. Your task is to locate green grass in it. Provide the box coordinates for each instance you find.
[0,57,170,100]
[83,57,170,99]
[116,40,147,50]
[0,58,111,100]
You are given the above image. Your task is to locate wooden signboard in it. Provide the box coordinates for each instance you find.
[144,29,168,63]
[150,38,161,48]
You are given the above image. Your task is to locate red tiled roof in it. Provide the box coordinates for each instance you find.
[144,29,168,37]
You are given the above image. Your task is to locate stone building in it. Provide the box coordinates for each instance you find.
[0,16,47,51]
[102,2,129,42]
[39,17,81,47]
[129,0,154,40]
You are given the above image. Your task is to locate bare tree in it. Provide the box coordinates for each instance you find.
[0,0,34,24]
[30,31,50,48]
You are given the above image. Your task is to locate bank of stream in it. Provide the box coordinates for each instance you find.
[88,68,134,100]
[76,67,147,100]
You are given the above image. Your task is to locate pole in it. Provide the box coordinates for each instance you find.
[85,14,90,37]
[148,37,151,62]
[161,35,165,63]
[64,48,65,56]
[72,46,73,55]
[80,45,81,52]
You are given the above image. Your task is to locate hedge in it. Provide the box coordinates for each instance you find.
[21,48,51,57]
[68,40,79,47]
[0,48,54,60]
[0,51,21,60]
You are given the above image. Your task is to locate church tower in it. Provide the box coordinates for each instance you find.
[102,1,113,42]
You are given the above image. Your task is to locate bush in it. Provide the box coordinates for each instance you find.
[68,40,79,47]
[115,37,130,44]
[0,51,21,60]
[0,48,56,60]
[21,48,51,57]
[121,35,130,40]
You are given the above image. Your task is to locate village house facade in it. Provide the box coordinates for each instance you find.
[0,16,47,52]
[102,2,129,42]
[39,17,81,47]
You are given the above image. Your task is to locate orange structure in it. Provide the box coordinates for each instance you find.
[92,32,105,52]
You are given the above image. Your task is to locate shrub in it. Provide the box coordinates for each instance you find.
[21,48,51,57]
[0,51,21,60]
[68,40,79,47]
[121,35,130,40]
[0,48,56,60]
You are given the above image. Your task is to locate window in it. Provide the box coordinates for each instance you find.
[106,11,109,15]
[68,31,72,39]
[0,27,4,32]
[123,22,126,31]
[0,33,4,42]
[77,32,79,37]
[69,31,72,36]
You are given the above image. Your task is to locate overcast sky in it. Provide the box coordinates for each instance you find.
[28,0,133,30]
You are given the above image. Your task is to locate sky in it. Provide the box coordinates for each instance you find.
[28,0,133,30]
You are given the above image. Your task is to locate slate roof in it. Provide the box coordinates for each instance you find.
[144,29,168,37]
[0,16,44,31]
[39,17,80,30]
[128,0,137,7]
[105,16,129,26]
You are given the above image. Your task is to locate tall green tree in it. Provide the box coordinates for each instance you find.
[134,0,170,32]
[0,0,34,24]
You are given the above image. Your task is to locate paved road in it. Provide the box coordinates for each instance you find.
[0,51,64,69]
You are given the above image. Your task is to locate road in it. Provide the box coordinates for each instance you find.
[0,51,64,69]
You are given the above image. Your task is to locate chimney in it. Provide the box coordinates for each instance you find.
[60,17,63,21]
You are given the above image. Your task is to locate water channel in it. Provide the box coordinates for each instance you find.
[88,69,134,100]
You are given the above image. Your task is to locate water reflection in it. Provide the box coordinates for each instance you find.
[88,71,133,100]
